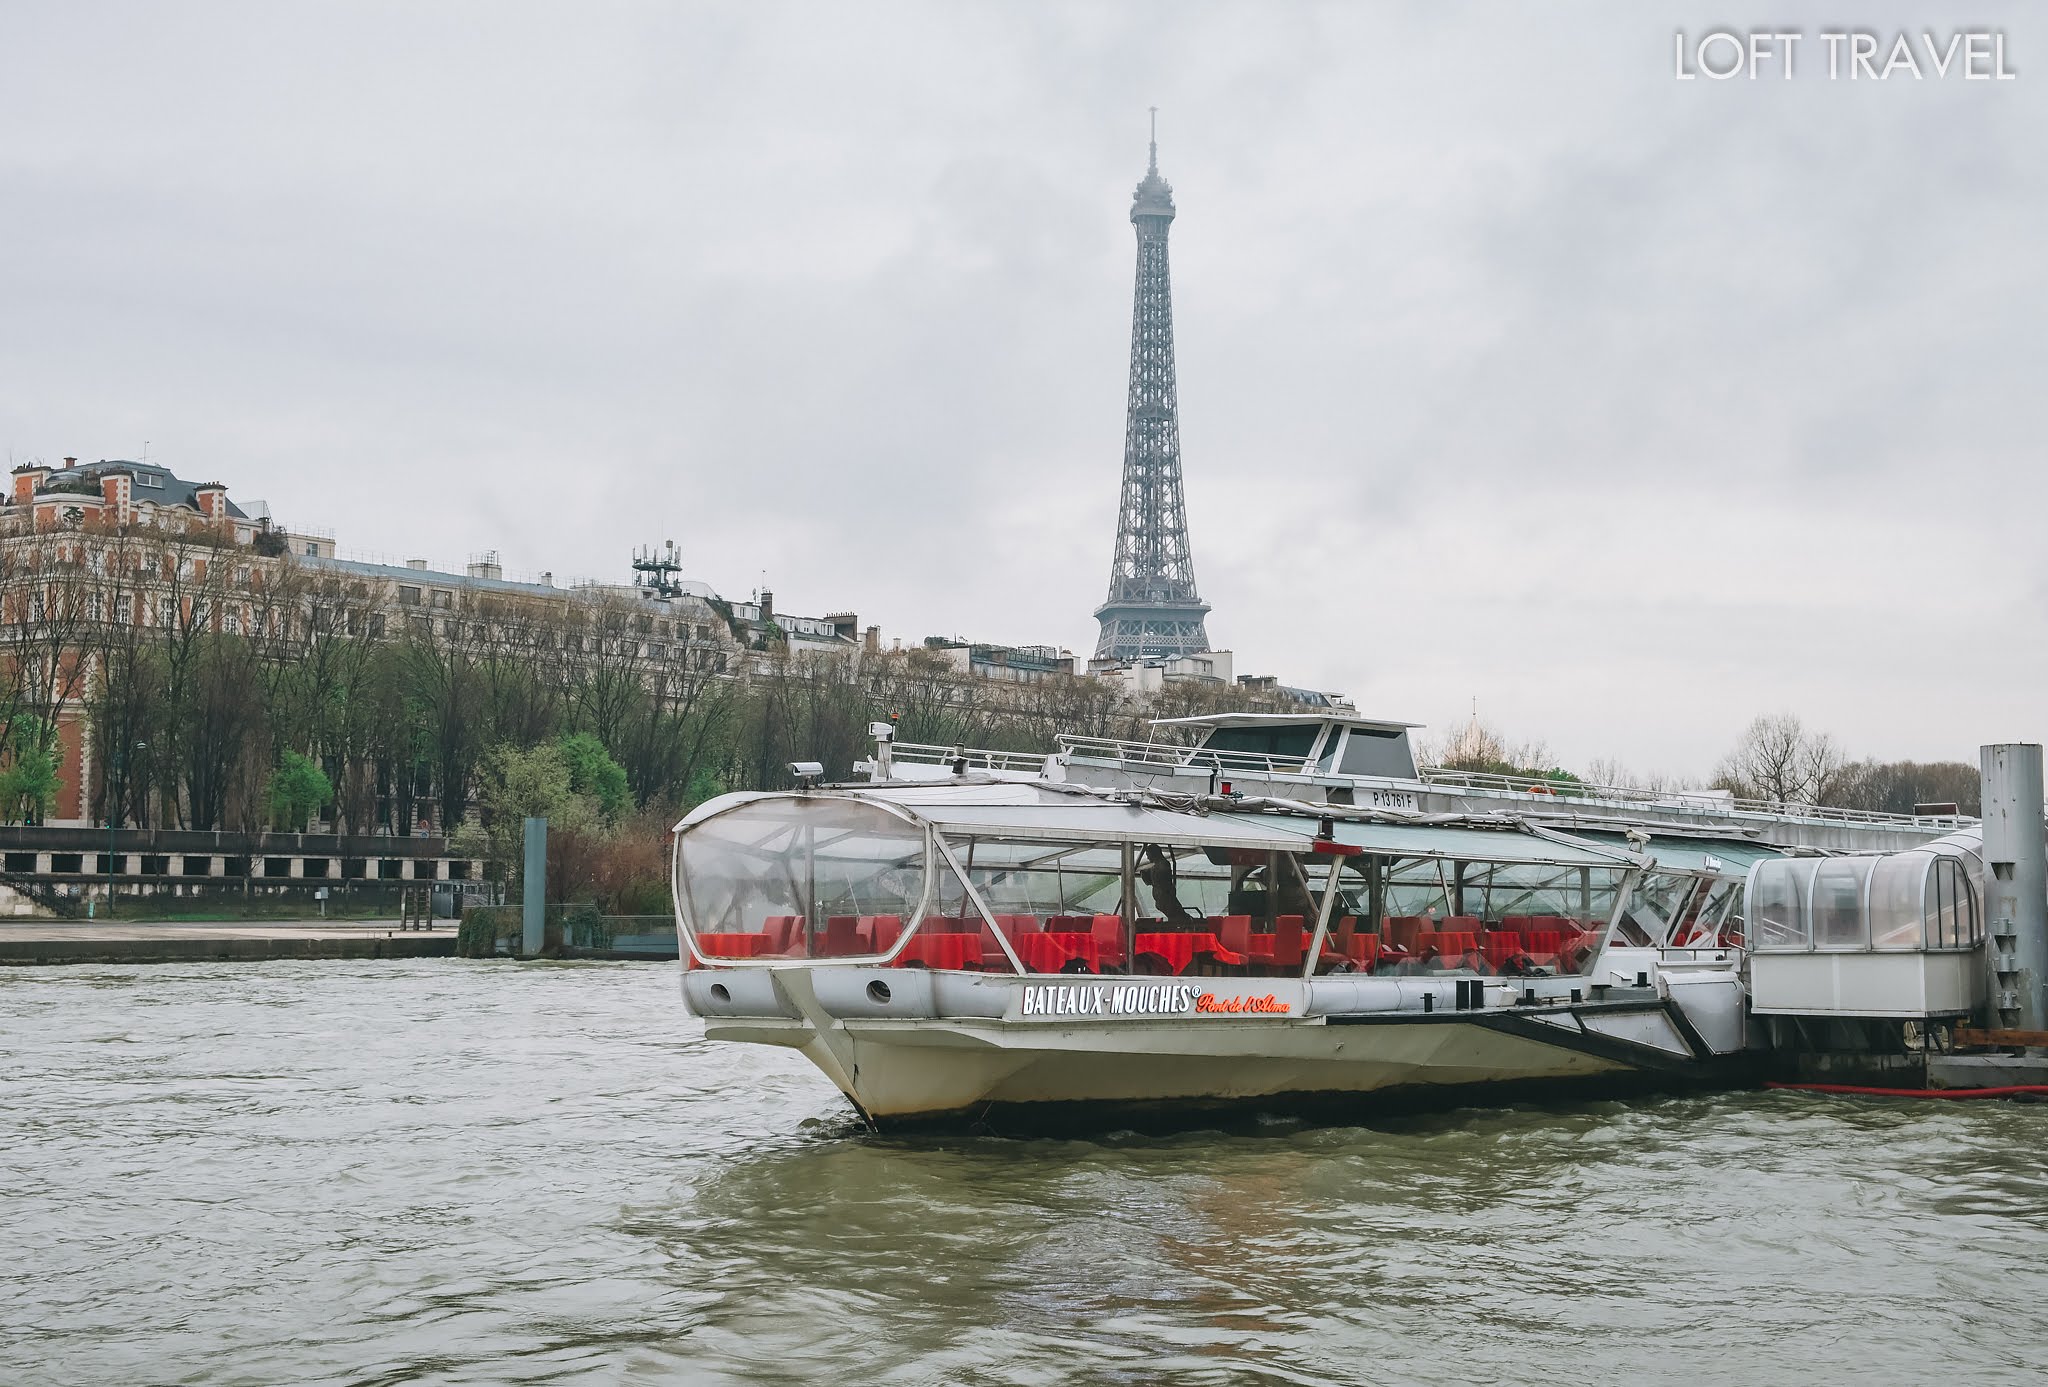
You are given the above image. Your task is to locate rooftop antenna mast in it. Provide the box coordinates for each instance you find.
[631,539,685,598]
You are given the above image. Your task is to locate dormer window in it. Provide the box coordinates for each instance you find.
[135,472,164,488]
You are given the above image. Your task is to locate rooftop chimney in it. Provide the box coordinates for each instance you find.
[63,457,77,469]
[405,558,429,571]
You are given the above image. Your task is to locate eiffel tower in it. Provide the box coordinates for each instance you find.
[1092,112,1213,664]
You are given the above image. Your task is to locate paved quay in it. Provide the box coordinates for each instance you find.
[0,919,457,966]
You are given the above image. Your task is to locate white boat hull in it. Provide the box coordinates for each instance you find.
[703,1005,1732,1128]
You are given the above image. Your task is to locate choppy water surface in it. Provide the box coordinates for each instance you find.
[4,963,2045,1386]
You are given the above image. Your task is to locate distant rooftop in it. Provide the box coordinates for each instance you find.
[34,459,250,520]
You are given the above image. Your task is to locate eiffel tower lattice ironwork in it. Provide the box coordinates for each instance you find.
[1093,114,1212,664]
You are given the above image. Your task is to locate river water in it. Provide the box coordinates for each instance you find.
[3,960,2044,1386]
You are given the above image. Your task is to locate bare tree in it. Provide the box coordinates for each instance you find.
[1713,714,1846,805]
[1423,715,1552,776]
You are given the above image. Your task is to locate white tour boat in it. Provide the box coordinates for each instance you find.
[671,715,1985,1130]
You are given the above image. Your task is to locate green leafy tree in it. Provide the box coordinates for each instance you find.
[557,731,629,821]
[0,716,61,824]
[266,750,333,831]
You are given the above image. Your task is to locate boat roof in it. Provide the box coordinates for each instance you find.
[1572,832,1784,875]
[680,782,1640,869]
[1149,712,1423,732]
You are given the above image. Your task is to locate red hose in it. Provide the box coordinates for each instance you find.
[1767,1081,2048,1100]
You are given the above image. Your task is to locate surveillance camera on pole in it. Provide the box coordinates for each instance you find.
[865,720,897,780]
[788,760,825,789]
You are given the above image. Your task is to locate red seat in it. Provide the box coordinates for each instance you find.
[1434,931,1480,964]
[1346,932,1381,967]
[857,915,903,953]
[1441,915,1483,934]
[1268,915,1308,969]
[1217,914,1254,958]
[821,916,862,956]
[1524,930,1564,961]
[1482,931,1525,969]
[1091,914,1127,969]
[1386,915,1433,951]
[761,915,805,956]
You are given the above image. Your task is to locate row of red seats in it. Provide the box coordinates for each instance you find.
[692,913,1600,975]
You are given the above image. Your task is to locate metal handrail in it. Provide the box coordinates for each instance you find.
[888,742,1054,774]
[885,737,1970,830]
[1053,734,1313,776]
[1417,767,1968,828]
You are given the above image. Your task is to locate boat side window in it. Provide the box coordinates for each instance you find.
[1135,845,1233,924]
[1621,870,1700,945]
[1869,851,1931,950]
[675,798,927,961]
[1811,858,1873,949]
[1201,725,1321,764]
[942,838,1128,921]
[1314,729,1345,774]
[1924,855,1979,949]
[1338,727,1413,778]
[1748,859,1817,950]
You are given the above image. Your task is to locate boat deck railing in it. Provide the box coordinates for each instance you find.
[1418,768,1967,829]
[888,742,1057,774]
[889,735,1969,832]
[1052,734,1313,776]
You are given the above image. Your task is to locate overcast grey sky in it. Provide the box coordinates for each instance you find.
[2,2,2041,776]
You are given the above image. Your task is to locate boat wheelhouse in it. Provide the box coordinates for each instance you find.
[673,779,1769,1128]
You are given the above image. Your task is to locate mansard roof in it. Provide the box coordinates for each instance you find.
[43,459,249,520]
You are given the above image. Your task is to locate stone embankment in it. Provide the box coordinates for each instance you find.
[0,920,456,966]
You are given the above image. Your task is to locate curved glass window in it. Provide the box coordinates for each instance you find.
[1869,852,1932,950]
[676,797,927,961]
[1926,856,1980,950]
[1811,858,1873,949]
[1749,858,1817,951]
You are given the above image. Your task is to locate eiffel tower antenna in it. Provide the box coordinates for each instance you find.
[1092,112,1212,664]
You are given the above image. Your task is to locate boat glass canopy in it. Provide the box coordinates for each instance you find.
[674,785,1642,979]
[1746,849,1983,954]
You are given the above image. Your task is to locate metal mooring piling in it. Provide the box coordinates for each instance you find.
[1980,744,2048,1032]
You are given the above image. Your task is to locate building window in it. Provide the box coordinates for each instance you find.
[431,590,453,610]
[87,592,103,623]
[236,566,251,585]
[408,615,431,636]
[159,596,177,626]
[136,472,163,488]
[649,643,667,660]
[398,586,421,607]
[224,607,240,635]
[304,542,317,556]
[368,614,385,638]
